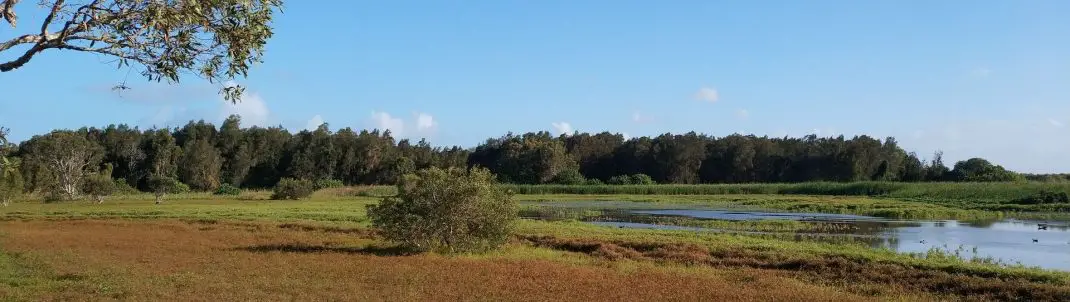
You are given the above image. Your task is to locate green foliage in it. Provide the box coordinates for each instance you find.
[178,138,223,191]
[0,160,22,206]
[214,183,243,196]
[1011,190,1069,205]
[113,179,140,195]
[468,132,575,184]
[271,178,315,200]
[367,167,517,253]
[607,175,632,185]
[503,182,1070,213]
[584,178,605,185]
[7,119,1031,195]
[82,174,117,203]
[20,130,104,200]
[314,179,345,190]
[551,169,586,185]
[948,158,1023,182]
[147,175,187,204]
[630,174,655,185]
[605,174,654,185]
[0,1,284,102]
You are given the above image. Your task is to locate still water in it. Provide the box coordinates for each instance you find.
[526,202,1070,271]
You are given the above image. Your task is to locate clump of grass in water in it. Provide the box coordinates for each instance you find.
[518,207,604,222]
[910,244,1035,269]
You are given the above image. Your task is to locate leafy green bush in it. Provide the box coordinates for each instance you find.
[314,179,345,190]
[271,178,315,200]
[551,169,586,185]
[147,175,186,204]
[82,174,117,203]
[607,175,632,185]
[584,178,605,185]
[113,179,140,195]
[214,183,242,195]
[367,167,516,253]
[1011,190,1070,205]
[630,174,655,185]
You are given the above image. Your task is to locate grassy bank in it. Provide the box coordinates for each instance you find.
[519,194,1012,220]
[505,182,1070,211]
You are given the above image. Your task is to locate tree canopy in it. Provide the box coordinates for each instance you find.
[0,0,283,101]
[4,118,1031,196]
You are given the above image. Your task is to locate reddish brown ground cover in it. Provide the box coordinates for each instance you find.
[0,220,874,301]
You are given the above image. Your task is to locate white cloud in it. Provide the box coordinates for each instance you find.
[1048,118,1064,128]
[220,92,270,127]
[305,115,325,131]
[371,111,405,135]
[551,122,573,135]
[416,113,436,132]
[695,87,719,103]
[736,109,750,120]
[622,132,632,140]
[632,111,653,123]
[971,68,992,78]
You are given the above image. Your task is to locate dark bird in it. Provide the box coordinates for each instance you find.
[1033,238,1039,243]
[1039,224,1049,230]
[919,240,927,244]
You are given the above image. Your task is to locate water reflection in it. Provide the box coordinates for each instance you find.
[522,203,1070,271]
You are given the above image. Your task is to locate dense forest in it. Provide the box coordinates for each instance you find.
[0,116,1025,196]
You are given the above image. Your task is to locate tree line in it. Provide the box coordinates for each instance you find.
[0,117,1025,200]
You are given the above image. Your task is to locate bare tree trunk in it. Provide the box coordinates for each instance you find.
[155,194,162,204]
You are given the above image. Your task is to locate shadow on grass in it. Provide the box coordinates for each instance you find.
[235,243,419,256]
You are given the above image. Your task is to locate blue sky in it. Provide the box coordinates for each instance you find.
[1,1,1069,172]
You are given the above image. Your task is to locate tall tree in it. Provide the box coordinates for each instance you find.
[0,0,283,101]
[139,128,180,181]
[22,130,103,200]
[99,124,143,185]
[178,138,222,191]
[217,115,251,185]
[0,127,22,206]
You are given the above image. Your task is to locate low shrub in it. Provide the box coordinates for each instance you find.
[272,178,315,200]
[82,174,117,203]
[214,183,242,195]
[113,179,140,195]
[367,167,516,253]
[1011,190,1070,205]
[607,175,632,185]
[551,169,586,185]
[147,175,187,204]
[630,174,655,185]
[314,179,345,190]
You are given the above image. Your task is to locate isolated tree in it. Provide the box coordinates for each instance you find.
[0,0,283,101]
[367,167,517,253]
[82,173,115,203]
[0,156,23,207]
[147,175,184,204]
[22,130,103,200]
